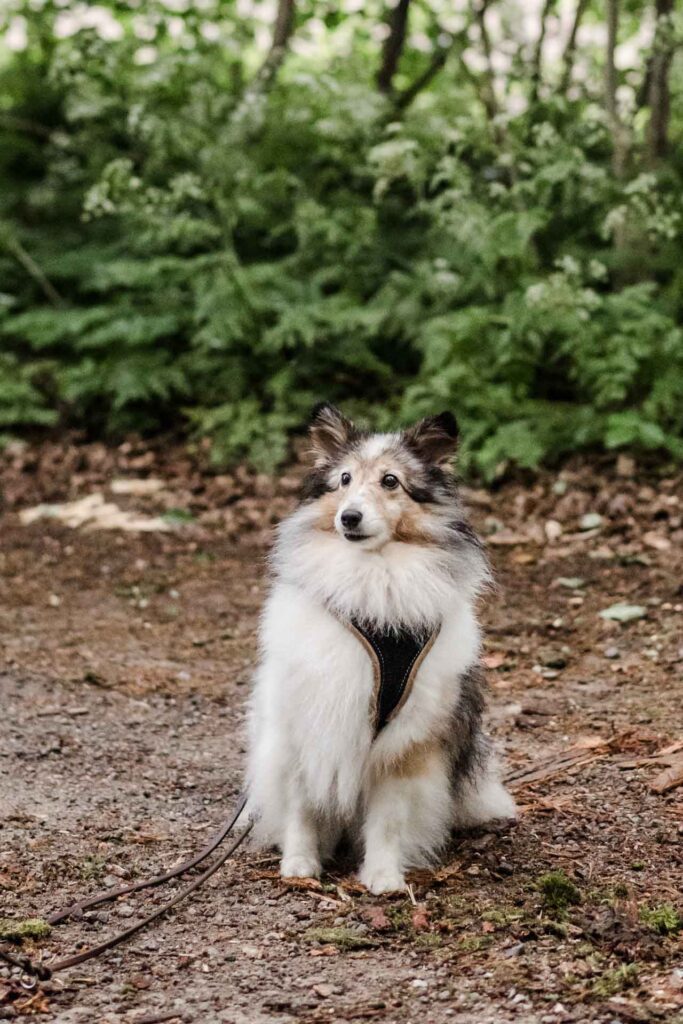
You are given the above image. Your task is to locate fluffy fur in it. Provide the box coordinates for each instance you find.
[246,405,516,894]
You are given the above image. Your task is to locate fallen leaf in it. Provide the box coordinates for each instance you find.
[650,754,683,794]
[512,551,537,565]
[19,493,173,533]
[487,530,529,547]
[411,907,430,931]
[483,651,506,669]
[433,860,462,883]
[362,906,392,931]
[110,477,165,496]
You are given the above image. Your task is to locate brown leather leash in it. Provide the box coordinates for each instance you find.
[0,794,251,981]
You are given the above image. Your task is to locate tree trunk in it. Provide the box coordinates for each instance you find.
[605,0,627,175]
[605,0,619,124]
[646,0,675,161]
[258,0,296,85]
[377,0,412,95]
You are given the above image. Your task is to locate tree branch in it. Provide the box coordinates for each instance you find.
[377,0,412,95]
[3,234,63,307]
[395,36,452,110]
[560,0,588,93]
[471,0,499,119]
[530,0,557,104]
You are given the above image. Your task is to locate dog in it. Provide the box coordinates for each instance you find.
[246,404,516,894]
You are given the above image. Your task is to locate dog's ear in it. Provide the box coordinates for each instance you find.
[404,411,459,465]
[308,403,356,465]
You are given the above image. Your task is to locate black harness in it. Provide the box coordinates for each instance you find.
[348,619,440,735]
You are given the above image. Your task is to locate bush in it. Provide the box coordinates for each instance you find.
[1,2,682,475]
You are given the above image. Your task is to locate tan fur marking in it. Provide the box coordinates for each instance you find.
[314,490,339,532]
[394,504,433,545]
[376,738,443,780]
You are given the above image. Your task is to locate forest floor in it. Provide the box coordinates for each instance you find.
[1,438,682,1024]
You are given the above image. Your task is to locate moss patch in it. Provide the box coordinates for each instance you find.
[640,903,682,936]
[0,917,52,942]
[592,963,639,998]
[537,871,581,917]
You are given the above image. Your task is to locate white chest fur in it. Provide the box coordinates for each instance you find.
[248,581,481,830]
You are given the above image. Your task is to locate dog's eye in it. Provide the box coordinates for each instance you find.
[340,472,351,486]
[382,474,399,490]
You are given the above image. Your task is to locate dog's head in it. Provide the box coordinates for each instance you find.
[300,403,461,551]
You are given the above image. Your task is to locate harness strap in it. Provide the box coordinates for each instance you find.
[347,620,440,735]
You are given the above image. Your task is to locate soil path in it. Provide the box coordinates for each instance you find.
[1,442,681,1023]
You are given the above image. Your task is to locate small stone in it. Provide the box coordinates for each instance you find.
[545,520,563,543]
[117,904,135,918]
[503,942,524,958]
[579,512,603,530]
[557,577,585,590]
[604,646,620,659]
[599,603,647,623]
[48,594,61,607]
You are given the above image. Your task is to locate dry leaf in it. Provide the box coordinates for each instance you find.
[19,493,172,533]
[362,906,392,931]
[411,907,430,931]
[650,754,683,794]
[110,478,165,496]
[483,651,506,669]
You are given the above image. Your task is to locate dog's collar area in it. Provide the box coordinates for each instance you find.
[348,619,440,735]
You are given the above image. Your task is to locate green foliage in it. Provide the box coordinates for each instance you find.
[1,1,682,474]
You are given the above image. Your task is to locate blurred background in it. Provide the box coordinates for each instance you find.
[0,0,682,478]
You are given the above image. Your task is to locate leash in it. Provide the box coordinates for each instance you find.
[1,794,251,980]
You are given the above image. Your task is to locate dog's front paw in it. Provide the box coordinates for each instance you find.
[359,865,406,895]
[280,855,321,879]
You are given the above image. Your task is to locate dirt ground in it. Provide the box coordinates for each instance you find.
[1,438,682,1024]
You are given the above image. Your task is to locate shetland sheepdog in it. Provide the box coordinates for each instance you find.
[246,404,516,894]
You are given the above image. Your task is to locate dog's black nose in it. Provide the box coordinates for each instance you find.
[341,509,363,529]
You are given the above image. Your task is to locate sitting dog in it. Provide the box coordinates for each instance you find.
[246,404,516,894]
